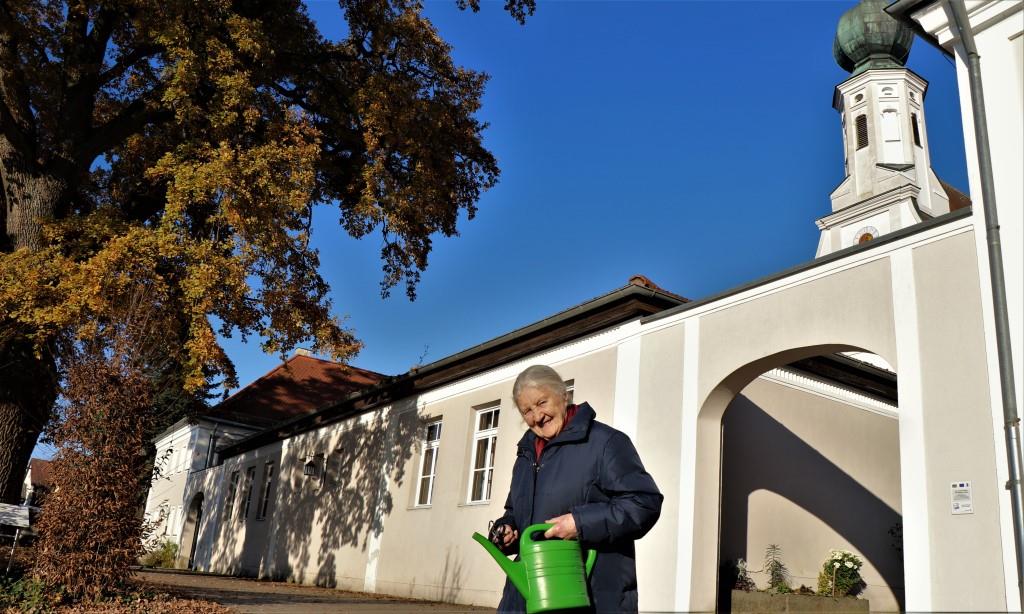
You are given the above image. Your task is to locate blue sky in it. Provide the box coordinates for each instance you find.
[31,1,970,460]
[217,0,964,383]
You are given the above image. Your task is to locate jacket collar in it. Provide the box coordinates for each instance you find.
[517,402,596,452]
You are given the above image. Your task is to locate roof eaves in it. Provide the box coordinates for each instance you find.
[219,282,687,458]
[404,283,687,379]
[885,0,954,58]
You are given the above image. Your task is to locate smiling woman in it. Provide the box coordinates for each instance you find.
[488,364,663,613]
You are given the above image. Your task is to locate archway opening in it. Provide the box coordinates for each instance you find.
[704,349,904,612]
[178,492,204,570]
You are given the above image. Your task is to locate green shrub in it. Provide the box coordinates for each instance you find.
[817,549,864,597]
[0,573,61,612]
[140,541,179,569]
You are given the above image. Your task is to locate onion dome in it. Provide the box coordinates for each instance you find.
[833,0,914,75]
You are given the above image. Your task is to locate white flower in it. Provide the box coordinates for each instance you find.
[844,561,854,568]
[833,562,841,568]
[832,552,843,560]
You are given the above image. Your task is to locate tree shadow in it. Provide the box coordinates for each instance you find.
[717,394,904,611]
[433,546,467,604]
[316,552,337,588]
[263,396,422,587]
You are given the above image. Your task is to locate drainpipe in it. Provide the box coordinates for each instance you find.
[943,0,1024,606]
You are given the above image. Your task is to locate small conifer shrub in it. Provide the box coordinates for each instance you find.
[763,544,791,594]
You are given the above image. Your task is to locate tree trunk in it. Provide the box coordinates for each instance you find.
[1,144,66,251]
[0,147,67,503]
[0,338,58,504]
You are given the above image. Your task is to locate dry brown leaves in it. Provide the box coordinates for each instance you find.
[2,598,233,614]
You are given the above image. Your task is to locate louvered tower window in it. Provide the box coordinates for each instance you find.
[855,114,869,150]
[911,113,922,147]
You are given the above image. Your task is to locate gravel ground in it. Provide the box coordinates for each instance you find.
[137,569,491,614]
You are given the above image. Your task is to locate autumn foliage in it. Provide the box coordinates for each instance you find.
[32,328,160,599]
[1,0,534,505]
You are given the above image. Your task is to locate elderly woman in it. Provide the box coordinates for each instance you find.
[489,365,662,613]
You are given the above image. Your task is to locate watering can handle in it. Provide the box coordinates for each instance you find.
[522,523,554,544]
[523,523,598,577]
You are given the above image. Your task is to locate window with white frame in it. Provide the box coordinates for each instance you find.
[256,461,274,520]
[240,466,256,520]
[564,379,575,405]
[416,420,442,506]
[468,405,500,503]
[167,506,180,536]
[224,471,240,521]
[205,434,220,469]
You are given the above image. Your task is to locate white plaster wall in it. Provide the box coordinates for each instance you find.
[144,425,197,544]
[913,2,1024,607]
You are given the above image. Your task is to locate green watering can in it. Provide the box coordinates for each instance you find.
[472,523,597,613]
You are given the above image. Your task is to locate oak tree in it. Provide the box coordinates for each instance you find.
[0,0,533,503]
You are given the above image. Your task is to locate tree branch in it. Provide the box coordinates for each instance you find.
[0,7,38,161]
[73,97,173,168]
[96,43,162,88]
[59,4,124,159]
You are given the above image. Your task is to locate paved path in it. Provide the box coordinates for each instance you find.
[138,569,490,613]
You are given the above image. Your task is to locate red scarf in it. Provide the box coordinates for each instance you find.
[534,404,578,462]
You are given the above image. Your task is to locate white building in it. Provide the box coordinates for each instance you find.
[142,353,382,559]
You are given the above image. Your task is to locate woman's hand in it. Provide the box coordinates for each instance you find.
[543,513,578,540]
[491,524,519,551]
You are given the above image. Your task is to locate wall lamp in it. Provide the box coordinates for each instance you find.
[302,453,325,479]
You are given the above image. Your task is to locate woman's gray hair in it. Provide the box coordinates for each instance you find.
[512,365,567,405]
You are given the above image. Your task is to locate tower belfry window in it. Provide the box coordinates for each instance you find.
[881,108,903,162]
[855,114,868,150]
[911,113,921,147]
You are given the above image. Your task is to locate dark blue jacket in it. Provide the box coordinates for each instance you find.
[492,403,662,613]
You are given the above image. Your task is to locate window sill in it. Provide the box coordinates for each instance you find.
[458,500,493,508]
[407,504,433,511]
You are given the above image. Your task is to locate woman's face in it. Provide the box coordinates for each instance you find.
[516,385,568,441]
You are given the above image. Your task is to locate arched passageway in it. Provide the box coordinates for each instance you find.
[178,492,204,570]
[716,352,903,611]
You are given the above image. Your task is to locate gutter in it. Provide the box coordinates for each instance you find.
[888,0,1024,605]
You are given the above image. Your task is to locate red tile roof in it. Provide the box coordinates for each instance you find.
[940,179,972,212]
[206,354,385,428]
[628,274,690,303]
[27,458,53,489]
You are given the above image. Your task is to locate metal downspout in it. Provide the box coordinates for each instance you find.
[944,0,1024,606]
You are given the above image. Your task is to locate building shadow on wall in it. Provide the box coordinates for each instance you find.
[717,394,904,612]
[270,397,422,587]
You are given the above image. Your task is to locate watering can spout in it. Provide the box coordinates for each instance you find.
[472,532,528,597]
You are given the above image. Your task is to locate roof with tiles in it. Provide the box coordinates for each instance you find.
[939,179,972,212]
[27,458,53,489]
[206,353,385,429]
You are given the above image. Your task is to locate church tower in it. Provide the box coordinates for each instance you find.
[816,0,952,257]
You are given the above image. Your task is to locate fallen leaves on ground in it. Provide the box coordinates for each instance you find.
[3,598,233,614]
